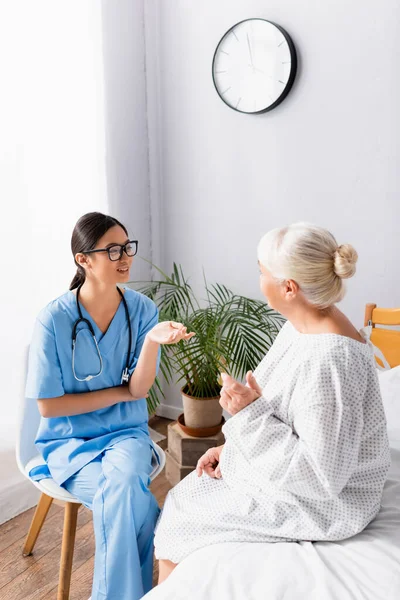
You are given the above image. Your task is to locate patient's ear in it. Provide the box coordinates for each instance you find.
[284,279,299,300]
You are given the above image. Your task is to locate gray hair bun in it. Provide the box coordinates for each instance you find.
[333,244,358,279]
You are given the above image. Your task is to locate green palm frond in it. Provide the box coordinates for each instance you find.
[135,262,198,322]
[129,263,285,412]
[208,283,234,306]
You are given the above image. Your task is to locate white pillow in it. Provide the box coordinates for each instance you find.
[378,365,400,450]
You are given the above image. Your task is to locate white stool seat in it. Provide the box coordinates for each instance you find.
[25,455,81,503]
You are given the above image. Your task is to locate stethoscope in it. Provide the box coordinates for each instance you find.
[72,285,132,384]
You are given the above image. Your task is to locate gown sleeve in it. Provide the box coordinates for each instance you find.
[25,309,65,399]
[222,346,367,499]
[128,297,160,378]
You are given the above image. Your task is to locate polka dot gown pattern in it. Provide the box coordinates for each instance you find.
[154,321,391,563]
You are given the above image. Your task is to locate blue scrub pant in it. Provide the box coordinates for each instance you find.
[63,437,160,600]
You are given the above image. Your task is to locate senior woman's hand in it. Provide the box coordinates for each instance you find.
[196,445,224,478]
[219,371,262,416]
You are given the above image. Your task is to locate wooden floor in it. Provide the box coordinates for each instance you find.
[0,417,172,600]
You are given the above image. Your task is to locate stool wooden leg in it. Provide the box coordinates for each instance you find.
[57,502,81,600]
[22,493,53,556]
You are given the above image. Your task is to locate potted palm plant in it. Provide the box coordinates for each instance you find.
[131,264,285,436]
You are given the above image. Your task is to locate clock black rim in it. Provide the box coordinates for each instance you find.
[211,18,298,115]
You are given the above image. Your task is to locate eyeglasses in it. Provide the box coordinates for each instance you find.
[83,240,138,262]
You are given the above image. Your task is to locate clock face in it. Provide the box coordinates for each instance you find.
[212,19,297,114]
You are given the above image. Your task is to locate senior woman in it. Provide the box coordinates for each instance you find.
[153,222,390,585]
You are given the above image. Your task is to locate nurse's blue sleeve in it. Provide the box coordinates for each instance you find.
[25,313,65,399]
[128,299,160,377]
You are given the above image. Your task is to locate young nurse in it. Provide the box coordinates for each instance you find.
[25,212,194,600]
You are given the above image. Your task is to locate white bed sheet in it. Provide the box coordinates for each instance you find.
[145,448,400,600]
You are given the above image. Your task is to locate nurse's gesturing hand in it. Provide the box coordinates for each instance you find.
[147,321,195,345]
[129,322,195,399]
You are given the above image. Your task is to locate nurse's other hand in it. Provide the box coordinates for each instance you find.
[147,321,195,345]
[219,372,261,416]
[196,445,224,478]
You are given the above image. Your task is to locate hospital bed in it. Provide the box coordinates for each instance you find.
[144,304,400,600]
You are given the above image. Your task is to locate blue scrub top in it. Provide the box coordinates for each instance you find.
[25,287,160,485]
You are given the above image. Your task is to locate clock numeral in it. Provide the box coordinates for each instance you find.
[221,87,232,95]
[220,50,230,56]
[278,40,286,47]
[231,30,239,42]
[236,97,242,108]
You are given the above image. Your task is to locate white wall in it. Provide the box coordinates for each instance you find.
[148,0,400,412]
[0,0,151,523]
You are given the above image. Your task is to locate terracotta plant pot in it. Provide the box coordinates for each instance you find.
[181,388,223,429]
[177,413,225,438]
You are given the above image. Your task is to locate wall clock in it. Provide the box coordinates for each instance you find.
[212,19,297,114]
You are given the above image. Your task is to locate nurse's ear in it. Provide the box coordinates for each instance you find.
[75,252,91,272]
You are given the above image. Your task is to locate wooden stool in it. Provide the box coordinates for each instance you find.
[19,444,166,599]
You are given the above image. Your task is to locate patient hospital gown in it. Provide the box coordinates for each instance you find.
[154,321,391,563]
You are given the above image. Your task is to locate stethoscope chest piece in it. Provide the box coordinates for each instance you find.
[121,368,130,384]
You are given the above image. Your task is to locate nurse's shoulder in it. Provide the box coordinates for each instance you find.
[35,291,74,332]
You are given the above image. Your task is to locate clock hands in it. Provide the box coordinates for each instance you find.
[246,33,254,67]
[246,32,272,78]
[248,65,272,78]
